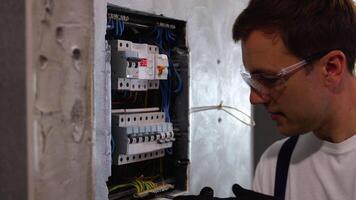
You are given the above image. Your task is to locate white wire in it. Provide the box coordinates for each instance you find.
[189,102,256,127]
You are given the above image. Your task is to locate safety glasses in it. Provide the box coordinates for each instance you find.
[240,59,308,95]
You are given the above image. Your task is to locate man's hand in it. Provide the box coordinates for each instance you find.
[173,184,278,200]
[232,184,278,200]
[173,187,214,200]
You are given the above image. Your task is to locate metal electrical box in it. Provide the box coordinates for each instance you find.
[106,6,190,200]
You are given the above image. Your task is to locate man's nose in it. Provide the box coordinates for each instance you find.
[250,89,269,105]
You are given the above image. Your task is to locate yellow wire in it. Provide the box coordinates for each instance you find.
[110,178,159,194]
[147,181,156,189]
[136,180,144,192]
[108,183,132,193]
[130,182,137,192]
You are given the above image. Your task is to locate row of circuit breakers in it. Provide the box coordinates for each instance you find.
[111,39,175,165]
[111,39,169,91]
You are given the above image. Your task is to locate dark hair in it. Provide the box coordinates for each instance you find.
[232,0,356,72]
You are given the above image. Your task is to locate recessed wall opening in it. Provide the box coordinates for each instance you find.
[105,5,190,199]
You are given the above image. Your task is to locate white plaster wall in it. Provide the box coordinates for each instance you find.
[95,0,252,199]
[94,0,112,199]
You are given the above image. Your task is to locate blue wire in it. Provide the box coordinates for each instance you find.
[106,19,115,31]
[168,30,176,41]
[172,63,183,93]
[164,29,169,41]
[121,20,125,32]
[154,28,160,41]
[154,26,185,121]
[111,19,114,29]
[123,91,128,97]
[166,49,183,93]
[118,20,122,36]
[160,80,170,122]
[111,137,115,153]
[162,80,171,122]
[165,148,173,155]
[119,20,125,37]
[115,19,119,37]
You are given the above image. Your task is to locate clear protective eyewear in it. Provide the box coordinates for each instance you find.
[240,59,308,95]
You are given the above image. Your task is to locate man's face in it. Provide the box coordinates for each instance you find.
[241,30,329,135]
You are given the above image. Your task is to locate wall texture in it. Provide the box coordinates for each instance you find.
[32,0,94,199]
[1,0,252,199]
[95,0,252,199]
[94,1,112,199]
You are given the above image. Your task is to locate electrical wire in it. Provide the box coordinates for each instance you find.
[109,179,158,194]
[190,101,256,127]
[111,137,115,153]
[152,26,184,122]
[132,92,138,104]
[172,62,183,93]
[160,80,171,122]
[115,19,120,37]
[165,148,173,155]
[108,18,125,38]
[109,183,132,193]
[106,19,115,31]
[164,32,183,94]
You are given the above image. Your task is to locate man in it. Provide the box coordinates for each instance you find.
[232,0,356,200]
[175,1,355,199]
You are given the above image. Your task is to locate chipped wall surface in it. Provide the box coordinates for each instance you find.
[95,0,252,199]
[32,0,94,199]
[94,0,112,199]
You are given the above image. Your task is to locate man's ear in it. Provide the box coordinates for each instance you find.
[321,50,347,87]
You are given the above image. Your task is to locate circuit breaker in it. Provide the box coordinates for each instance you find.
[106,6,189,200]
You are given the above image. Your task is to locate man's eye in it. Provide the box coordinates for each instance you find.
[259,75,279,86]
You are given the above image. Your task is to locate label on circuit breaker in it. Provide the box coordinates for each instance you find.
[132,43,155,80]
[138,53,155,80]
[155,54,169,80]
[139,58,148,67]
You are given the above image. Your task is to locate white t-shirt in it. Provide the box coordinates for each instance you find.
[253,132,356,200]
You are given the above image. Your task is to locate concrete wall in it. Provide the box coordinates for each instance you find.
[95,0,252,199]
[31,0,95,199]
[1,1,254,199]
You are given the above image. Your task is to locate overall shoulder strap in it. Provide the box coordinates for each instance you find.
[274,135,299,200]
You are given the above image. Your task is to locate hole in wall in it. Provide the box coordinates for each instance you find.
[72,47,81,60]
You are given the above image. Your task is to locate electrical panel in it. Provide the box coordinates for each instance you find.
[106,6,189,200]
